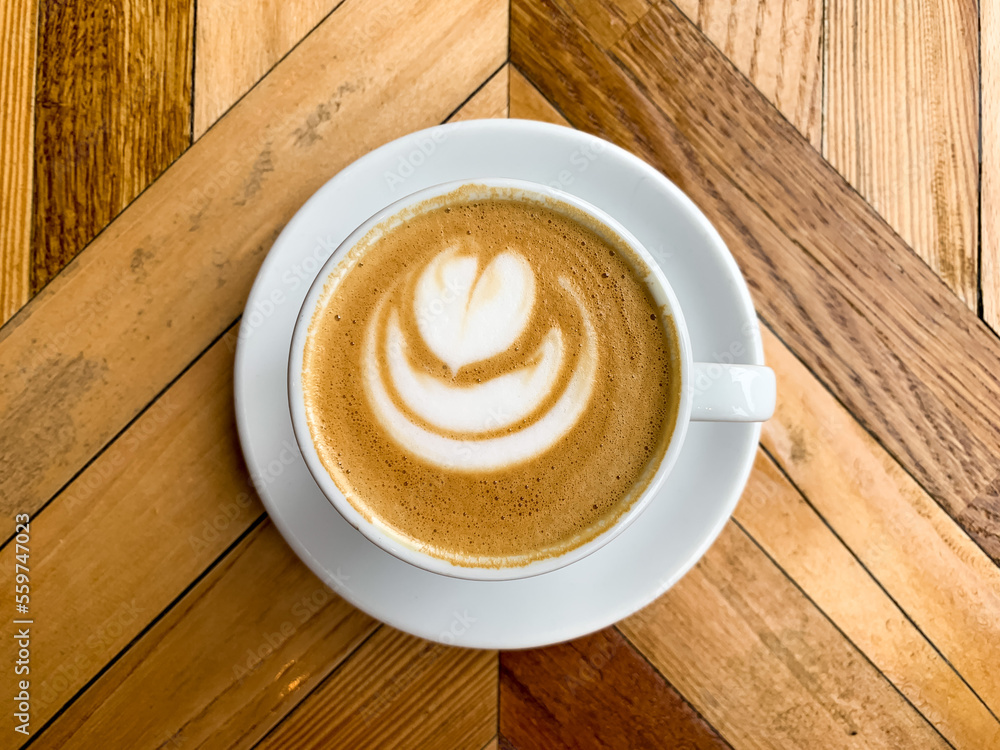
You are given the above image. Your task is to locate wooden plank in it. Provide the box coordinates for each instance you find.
[39,520,377,749]
[511,0,1000,560]
[0,68,505,746]
[31,0,194,292]
[510,67,567,126]
[620,520,950,748]
[0,0,37,324]
[194,0,340,138]
[500,628,730,749]
[508,78,1000,747]
[0,327,260,742]
[258,627,497,750]
[824,0,979,305]
[550,0,651,48]
[985,0,1000,332]
[758,324,1000,719]
[451,64,509,122]
[672,0,822,146]
[0,0,507,520]
[736,449,1000,746]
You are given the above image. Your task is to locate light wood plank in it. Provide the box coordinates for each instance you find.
[31,0,195,292]
[0,328,261,740]
[672,0,822,146]
[621,521,949,748]
[0,0,36,324]
[736,450,1000,747]
[0,0,507,520]
[509,76,1000,748]
[40,521,376,749]
[758,324,1000,718]
[510,67,567,126]
[194,0,340,138]
[259,627,497,750]
[512,0,1000,560]
[984,0,1000,332]
[451,64,509,122]
[824,0,979,305]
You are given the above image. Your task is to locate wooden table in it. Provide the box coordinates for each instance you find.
[1,0,997,747]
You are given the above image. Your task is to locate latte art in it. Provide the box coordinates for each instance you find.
[363,249,598,470]
[302,191,680,567]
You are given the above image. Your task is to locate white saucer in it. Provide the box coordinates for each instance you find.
[234,120,763,649]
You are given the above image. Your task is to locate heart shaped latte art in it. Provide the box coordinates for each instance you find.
[361,247,598,471]
[414,248,536,373]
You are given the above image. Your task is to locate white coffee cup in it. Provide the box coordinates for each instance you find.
[288,179,775,581]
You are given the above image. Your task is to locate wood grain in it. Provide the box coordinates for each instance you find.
[984,0,1000,332]
[736,449,1000,747]
[451,64,510,122]
[0,0,506,520]
[500,628,730,749]
[0,326,264,741]
[824,0,979,305]
[511,0,1000,561]
[551,0,651,48]
[40,520,376,749]
[758,324,1000,719]
[508,79,1000,747]
[620,521,949,748]
[31,0,194,293]
[194,0,341,138]
[0,63,507,748]
[672,0,823,146]
[509,67,567,126]
[0,0,37,324]
[259,627,497,750]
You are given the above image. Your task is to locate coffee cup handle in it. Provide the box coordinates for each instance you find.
[689,363,776,422]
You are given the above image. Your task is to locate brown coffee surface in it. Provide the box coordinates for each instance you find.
[302,188,680,567]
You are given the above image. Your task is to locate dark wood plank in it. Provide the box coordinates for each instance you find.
[500,628,730,749]
[258,627,497,750]
[31,0,194,292]
[0,0,507,522]
[0,0,37,323]
[510,0,1000,562]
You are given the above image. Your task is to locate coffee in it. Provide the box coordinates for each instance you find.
[301,186,680,567]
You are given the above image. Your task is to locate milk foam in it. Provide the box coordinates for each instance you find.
[362,248,597,471]
[414,248,536,373]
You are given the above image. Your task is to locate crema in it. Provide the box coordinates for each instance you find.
[302,188,680,567]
